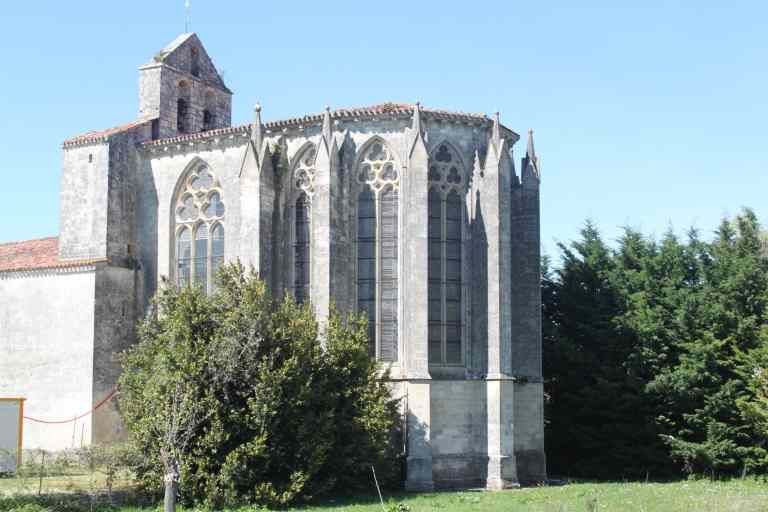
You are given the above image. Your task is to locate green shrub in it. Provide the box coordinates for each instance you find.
[118,263,401,507]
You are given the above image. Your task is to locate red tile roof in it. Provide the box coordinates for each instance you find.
[63,119,152,148]
[143,102,511,147]
[0,237,103,273]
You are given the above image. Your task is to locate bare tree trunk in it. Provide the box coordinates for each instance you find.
[163,469,179,512]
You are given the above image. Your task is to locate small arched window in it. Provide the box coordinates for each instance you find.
[177,81,191,134]
[190,47,200,77]
[203,110,214,131]
[427,142,465,365]
[173,162,225,294]
[203,91,215,131]
[356,140,400,361]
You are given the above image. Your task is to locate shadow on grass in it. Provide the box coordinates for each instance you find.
[0,489,155,512]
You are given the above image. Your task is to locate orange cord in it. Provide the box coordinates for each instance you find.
[23,389,119,424]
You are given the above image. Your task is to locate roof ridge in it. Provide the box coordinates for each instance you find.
[63,119,154,147]
[142,102,505,148]
[0,235,58,248]
[0,258,106,275]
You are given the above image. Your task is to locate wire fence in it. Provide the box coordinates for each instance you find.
[0,445,146,510]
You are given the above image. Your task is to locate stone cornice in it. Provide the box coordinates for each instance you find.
[141,103,520,152]
[142,129,250,157]
[0,259,105,280]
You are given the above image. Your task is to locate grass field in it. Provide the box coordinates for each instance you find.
[2,476,768,511]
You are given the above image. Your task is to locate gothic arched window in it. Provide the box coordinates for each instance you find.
[356,140,400,361]
[292,145,316,303]
[203,91,215,131]
[177,81,191,134]
[191,47,200,77]
[173,162,225,294]
[428,142,465,365]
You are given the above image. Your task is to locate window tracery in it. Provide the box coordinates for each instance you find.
[294,146,316,196]
[428,142,465,365]
[173,162,225,294]
[292,145,316,303]
[356,140,399,361]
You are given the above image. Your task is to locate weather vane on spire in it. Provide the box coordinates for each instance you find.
[185,0,191,33]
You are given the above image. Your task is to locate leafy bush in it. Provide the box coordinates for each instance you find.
[118,263,401,507]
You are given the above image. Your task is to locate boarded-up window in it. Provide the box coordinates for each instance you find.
[356,141,400,362]
[294,193,311,304]
[379,185,398,362]
[428,188,443,363]
[358,188,376,357]
[427,143,464,365]
[445,191,463,364]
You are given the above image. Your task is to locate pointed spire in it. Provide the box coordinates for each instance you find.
[473,148,483,180]
[491,111,502,152]
[522,129,540,181]
[412,101,423,135]
[251,103,264,153]
[526,128,536,162]
[409,102,426,156]
[321,105,333,149]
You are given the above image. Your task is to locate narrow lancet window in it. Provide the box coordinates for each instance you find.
[211,224,225,286]
[294,193,311,304]
[445,191,463,364]
[292,145,316,303]
[191,47,200,77]
[177,228,191,287]
[427,143,465,365]
[357,188,377,357]
[428,188,443,363]
[177,81,191,133]
[194,224,209,292]
[379,185,399,362]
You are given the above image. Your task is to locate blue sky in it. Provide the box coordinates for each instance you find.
[1,1,766,258]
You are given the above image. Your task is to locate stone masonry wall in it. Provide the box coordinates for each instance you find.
[59,144,109,260]
[92,266,137,445]
[0,269,96,451]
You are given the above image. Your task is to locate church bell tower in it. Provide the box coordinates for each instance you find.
[138,33,232,139]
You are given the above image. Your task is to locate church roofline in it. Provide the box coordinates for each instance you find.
[142,32,231,93]
[62,118,155,148]
[0,236,106,274]
[150,32,196,64]
[141,102,520,148]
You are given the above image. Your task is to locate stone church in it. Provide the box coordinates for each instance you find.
[0,33,545,489]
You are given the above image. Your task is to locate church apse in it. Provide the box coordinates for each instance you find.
[1,31,545,489]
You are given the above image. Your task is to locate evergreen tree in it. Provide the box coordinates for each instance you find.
[544,209,768,478]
